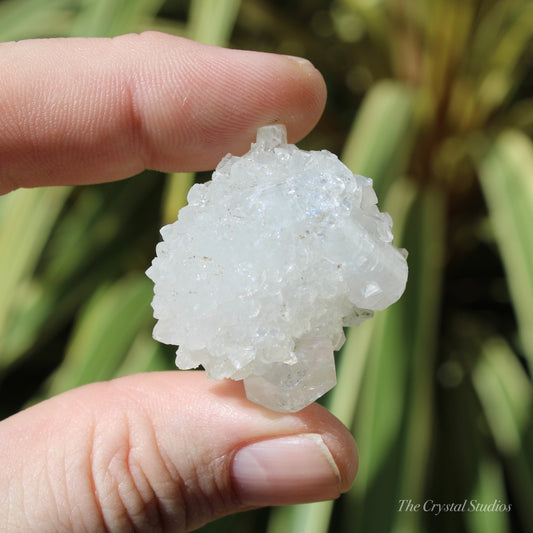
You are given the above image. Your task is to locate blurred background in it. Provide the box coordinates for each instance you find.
[0,1,532,532]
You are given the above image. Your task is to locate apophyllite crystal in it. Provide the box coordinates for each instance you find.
[146,124,408,412]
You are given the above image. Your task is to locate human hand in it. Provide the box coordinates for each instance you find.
[0,32,358,532]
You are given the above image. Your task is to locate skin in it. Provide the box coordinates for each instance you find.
[0,32,326,192]
[0,32,358,532]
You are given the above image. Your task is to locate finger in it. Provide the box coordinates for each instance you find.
[0,371,357,532]
[0,32,326,194]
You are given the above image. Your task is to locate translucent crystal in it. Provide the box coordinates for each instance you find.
[146,125,408,412]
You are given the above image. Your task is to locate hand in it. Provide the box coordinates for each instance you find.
[0,32,357,532]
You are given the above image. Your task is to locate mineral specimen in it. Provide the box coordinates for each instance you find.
[146,124,408,412]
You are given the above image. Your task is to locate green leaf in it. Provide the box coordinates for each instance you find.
[71,0,166,37]
[341,81,414,199]
[188,0,241,46]
[478,129,533,371]
[115,329,172,376]
[162,172,195,225]
[472,337,533,533]
[0,187,71,368]
[2,177,159,365]
[466,452,511,533]
[44,275,153,396]
[0,0,72,40]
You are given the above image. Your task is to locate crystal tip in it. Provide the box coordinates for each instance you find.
[255,124,287,150]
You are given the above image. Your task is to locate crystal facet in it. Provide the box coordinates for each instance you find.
[146,124,408,412]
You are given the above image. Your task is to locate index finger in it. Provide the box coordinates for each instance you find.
[0,32,326,194]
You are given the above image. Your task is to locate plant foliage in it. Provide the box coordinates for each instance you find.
[0,1,532,532]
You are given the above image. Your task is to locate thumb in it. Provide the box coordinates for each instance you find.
[0,371,357,532]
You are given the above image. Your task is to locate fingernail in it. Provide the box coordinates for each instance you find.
[285,55,315,69]
[231,433,341,506]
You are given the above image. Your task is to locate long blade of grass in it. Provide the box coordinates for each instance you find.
[466,452,511,533]
[0,187,71,368]
[472,337,533,533]
[188,0,241,46]
[44,275,153,396]
[162,172,195,225]
[392,184,446,533]
[472,2,533,120]
[2,176,159,365]
[341,80,414,199]
[115,330,172,376]
[347,277,410,532]
[71,0,165,37]
[0,0,72,41]
[478,129,533,371]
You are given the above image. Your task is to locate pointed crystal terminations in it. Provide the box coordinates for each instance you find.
[146,124,408,412]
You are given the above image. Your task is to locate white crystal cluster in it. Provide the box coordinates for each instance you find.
[147,125,408,412]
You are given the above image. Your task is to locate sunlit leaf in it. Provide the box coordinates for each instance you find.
[479,129,533,371]
[188,0,241,45]
[0,0,72,40]
[115,329,172,376]
[473,337,533,533]
[466,453,511,533]
[71,0,166,37]
[45,275,153,396]
[0,187,71,368]
[162,172,195,225]
[342,81,414,198]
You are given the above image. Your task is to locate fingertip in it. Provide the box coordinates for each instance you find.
[231,433,342,506]
[0,33,327,191]
[281,55,328,144]
[157,372,358,499]
[290,401,358,495]
[147,41,327,170]
[321,418,359,494]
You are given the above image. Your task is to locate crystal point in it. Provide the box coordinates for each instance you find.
[147,124,408,412]
[243,337,336,412]
[254,124,287,149]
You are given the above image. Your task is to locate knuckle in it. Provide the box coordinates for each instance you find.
[89,407,179,532]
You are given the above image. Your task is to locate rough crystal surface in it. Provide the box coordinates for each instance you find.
[146,124,408,412]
